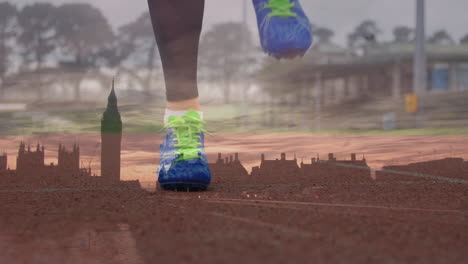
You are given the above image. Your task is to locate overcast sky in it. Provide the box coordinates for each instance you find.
[12,0,468,46]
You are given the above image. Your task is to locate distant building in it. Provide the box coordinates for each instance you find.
[6,142,93,185]
[209,153,249,179]
[0,141,142,189]
[308,42,356,65]
[266,43,468,103]
[101,80,122,182]
[98,81,140,189]
[376,158,468,182]
[16,142,45,177]
[0,152,14,177]
[300,153,371,183]
[0,152,7,171]
[57,143,93,180]
[251,153,300,178]
[0,81,141,190]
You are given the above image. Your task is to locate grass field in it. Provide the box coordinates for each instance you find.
[1,103,468,136]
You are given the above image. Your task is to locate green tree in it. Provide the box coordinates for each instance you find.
[17,3,57,71]
[348,20,381,48]
[55,3,114,101]
[0,2,17,93]
[55,3,114,66]
[199,22,253,104]
[111,12,161,100]
[393,26,413,43]
[428,30,455,45]
[461,34,468,44]
[315,26,335,44]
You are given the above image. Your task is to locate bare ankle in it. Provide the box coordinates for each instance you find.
[166,97,202,111]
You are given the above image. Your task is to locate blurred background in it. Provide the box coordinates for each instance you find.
[1,0,468,135]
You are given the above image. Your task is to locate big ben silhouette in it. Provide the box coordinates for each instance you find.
[101,80,122,182]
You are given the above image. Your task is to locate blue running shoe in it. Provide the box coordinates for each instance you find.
[253,0,313,59]
[157,110,211,191]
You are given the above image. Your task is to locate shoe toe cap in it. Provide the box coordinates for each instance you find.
[262,19,312,55]
[159,159,211,184]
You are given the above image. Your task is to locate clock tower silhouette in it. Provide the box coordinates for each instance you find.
[101,80,122,182]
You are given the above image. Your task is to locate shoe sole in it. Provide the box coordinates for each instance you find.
[268,48,308,59]
[159,181,209,192]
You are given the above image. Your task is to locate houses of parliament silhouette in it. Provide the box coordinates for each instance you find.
[210,152,467,183]
[0,81,140,189]
[209,151,373,183]
[1,81,467,187]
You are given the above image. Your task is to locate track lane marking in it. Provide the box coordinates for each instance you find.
[208,212,319,239]
[204,198,464,214]
[159,199,319,238]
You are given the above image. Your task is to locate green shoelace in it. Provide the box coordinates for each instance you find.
[264,0,297,18]
[163,111,208,162]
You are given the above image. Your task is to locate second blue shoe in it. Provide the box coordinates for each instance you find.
[252,0,313,59]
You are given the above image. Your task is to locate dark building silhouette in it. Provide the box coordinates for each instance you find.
[251,153,300,179]
[0,141,142,189]
[16,142,45,176]
[101,80,122,182]
[58,143,79,170]
[209,153,249,181]
[0,142,92,187]
[0,152,12,177]
[0,81,141,190]
[0,152,7,171]
[57,143,87,180]
[300,153,371,183]
[376,158,468,182]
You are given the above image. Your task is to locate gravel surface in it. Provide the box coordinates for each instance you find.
[1,180,467,264]
[1,133,467,263]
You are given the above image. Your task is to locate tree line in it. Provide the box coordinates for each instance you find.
[0,2,160,101]
[314,20,468,47]
[1,1,467,104]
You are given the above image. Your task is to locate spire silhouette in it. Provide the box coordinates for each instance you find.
[101,80,123,182]
[107,79,118,108]
[101,79,122,134]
